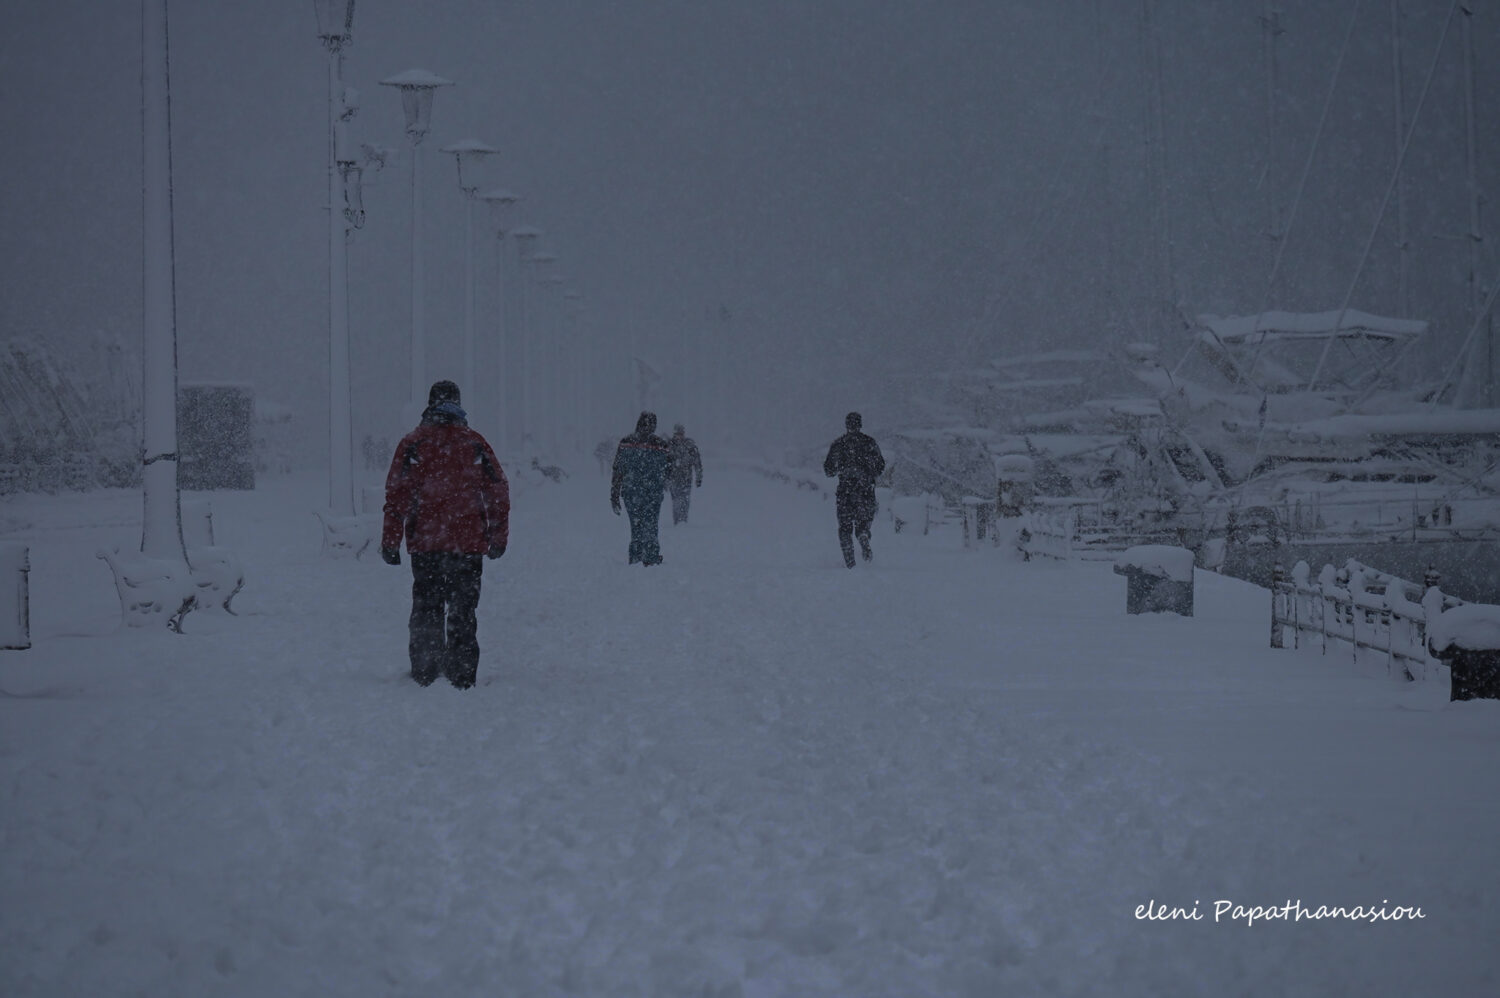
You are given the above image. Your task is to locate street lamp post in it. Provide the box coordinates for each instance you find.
[478,188,520,448]
[378,68,453,423]
[538,270,566,455]
[439,140,498,417]
[509,226,541,452]
[140,0,188,567]
[314,0,356,516]
[114,0,199,631]
[527,253,560,454]
[105,0,244,628]
[564,288,584,452]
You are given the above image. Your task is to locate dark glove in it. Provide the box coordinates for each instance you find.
[611,497,622,515]
[696,478,703,488]
[380,546,401,566]
[486,541,506,560]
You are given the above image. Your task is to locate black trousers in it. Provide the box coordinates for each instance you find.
[408,552,484,687]
[835,492,876,568]
[668,481,693,524]
[625,497,664,565]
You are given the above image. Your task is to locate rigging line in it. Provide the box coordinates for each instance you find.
[1244,0,1364,393]
[956,2,1126,372]
[1308,0,1461,391]
[1167,4,1288,390]
[1428,268,1500,406]
[1260,0,1364,316]
[1143,0,1179,329]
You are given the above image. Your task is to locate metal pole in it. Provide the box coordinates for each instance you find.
[462,194,475,411]
[410,138,426,410]
[141,0,187,563]
[494,228,508,450]
[328,43,353,515]
[1460,3,1491,406]
[1261,1,1282,240]
[1390,0,1409,316]
[516,241,533,452]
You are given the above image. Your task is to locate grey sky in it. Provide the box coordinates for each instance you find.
[2,1,1495,461]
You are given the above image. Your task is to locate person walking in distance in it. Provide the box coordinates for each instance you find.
[381,380,510,688]
[823,411,885,568]
[665,423,703,525]
[610,411,674,565]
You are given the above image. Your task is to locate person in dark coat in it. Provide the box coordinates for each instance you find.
[823,411,886,568]
[665,423,704,525]
[381,380,510,688]
[610,411,674,565]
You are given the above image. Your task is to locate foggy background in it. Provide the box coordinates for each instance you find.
[2,0,1496,467]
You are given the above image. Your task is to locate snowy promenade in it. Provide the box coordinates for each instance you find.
[3,463,1497,996]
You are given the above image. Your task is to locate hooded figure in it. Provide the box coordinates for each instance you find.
[381,380,510,688]
[610,411,674,565]
[823,411,886,568]
[665,423,704,525]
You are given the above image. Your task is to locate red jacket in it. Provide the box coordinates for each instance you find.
[382,411,510,555]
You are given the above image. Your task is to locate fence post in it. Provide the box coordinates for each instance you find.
[1,542,30,651]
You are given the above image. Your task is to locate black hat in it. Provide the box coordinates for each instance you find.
[845,411,862,431]
[428,380,461,406]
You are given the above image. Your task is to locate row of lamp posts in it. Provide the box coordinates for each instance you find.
[113,0,586,632]
[315,1,588,541]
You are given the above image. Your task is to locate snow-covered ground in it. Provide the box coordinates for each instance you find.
[3,461,1497,996]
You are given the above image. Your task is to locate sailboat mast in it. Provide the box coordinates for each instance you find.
[1390,0,1410,316]
[1140,0,1177,342]
[1261,2,1283,241]
[1459,2,1493,405]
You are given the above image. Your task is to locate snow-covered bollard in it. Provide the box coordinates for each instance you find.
[1,542,29,650]
[1113,544,1195,616]
[994,454,1034,518]
[1428,603,1500,702]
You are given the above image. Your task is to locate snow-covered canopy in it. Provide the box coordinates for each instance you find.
[377,68,454,88]
[1281,409,1500,441]
[1197,310,1428,343]
[1191,310,1430,396]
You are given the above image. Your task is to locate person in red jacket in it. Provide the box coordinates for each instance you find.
[381,380,510,688]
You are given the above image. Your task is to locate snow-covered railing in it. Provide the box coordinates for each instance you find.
[1019,497,1199,561]
[887,491,943,535]
[1018,501,1079,560]
[1270,559,1465,681]
[1229,493,1498,546]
